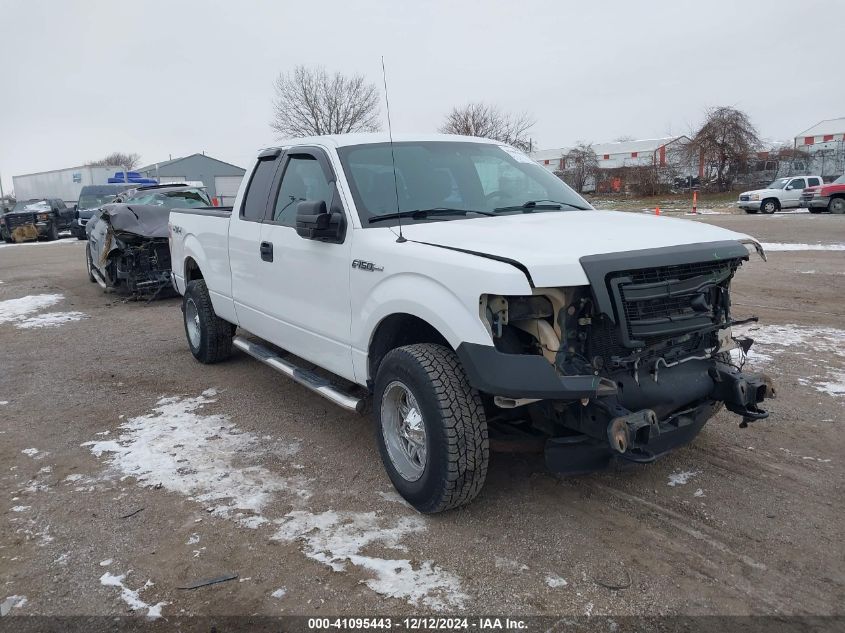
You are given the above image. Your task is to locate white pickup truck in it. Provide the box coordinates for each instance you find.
[737,175,823,213]
[169,133,774,513]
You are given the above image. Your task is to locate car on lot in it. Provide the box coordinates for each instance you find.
[169,133,775,513]
[737,175,823,214]
[800,174,845,214]
[70,184,135,239]
[1,198,74,242]
[86,184,211,296]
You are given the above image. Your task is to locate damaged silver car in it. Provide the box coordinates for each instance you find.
[85,184,211,297]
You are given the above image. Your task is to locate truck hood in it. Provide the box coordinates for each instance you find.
[740,188,780,197]
[399,210,755,286]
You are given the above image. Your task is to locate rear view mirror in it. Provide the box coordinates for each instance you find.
[296,200,344,243]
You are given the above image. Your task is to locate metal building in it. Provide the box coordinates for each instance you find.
[137,153,246,205]
[531,137,691,173]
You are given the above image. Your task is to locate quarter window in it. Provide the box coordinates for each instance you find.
[272,155,333,227]
[241,158,278,221]
[808,177,821,187]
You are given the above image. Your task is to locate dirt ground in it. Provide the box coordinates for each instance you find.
[1,211,843,621]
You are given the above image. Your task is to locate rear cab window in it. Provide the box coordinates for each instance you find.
[241,157,279,221]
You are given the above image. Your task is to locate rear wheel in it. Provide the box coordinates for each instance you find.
[829,197,845,214]
[374,343,489,513]
[183,279,234,364]
[761,199,779,214]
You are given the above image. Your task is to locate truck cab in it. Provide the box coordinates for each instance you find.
[169,134,774,513]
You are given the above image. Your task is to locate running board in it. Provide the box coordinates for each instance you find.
[232,336,366,414]
[91,266,109,291]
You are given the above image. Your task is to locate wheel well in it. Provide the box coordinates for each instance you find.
[185,257,204,282]
[762,197,780,208]
[368,314,451,384]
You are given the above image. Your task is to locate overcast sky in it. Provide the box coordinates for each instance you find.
[2,0,843,193]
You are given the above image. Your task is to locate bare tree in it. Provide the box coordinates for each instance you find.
[686,106,761,191]
[270,65,381,138]
[439,102,535,152]
[561,143,600,193]
[88,152,141,170]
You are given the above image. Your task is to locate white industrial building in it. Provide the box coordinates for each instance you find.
[793,118,845,179]
[531,136,691,173]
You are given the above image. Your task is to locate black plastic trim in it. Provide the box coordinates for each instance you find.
[579,240,749,324]
[171,206,233,218]
[456,342,616,399]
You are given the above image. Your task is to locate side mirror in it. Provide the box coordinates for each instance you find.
[785,185,793,190]
[295,200,344,243]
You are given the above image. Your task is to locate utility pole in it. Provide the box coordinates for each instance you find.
[0,171,5,203]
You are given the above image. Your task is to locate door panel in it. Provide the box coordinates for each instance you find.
[228,155,281,337]
[256,149,354,380]
[784,178,805,207]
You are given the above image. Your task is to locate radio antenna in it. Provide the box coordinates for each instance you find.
[381,56,405,243]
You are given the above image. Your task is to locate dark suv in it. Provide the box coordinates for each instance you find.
[71,184,134,239]
[1,198,74,243]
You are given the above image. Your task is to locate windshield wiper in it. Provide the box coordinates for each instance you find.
[368,208,494,224]
[494,199,590,213]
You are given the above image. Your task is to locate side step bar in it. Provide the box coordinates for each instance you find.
[232,336,366,414]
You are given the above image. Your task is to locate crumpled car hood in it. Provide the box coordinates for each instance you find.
[399,210,754,286]
[101,204,170,238]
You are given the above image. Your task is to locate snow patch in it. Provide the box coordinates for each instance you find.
[100,559,113,567]
[667,470,699,487]
[82,391,305,520]
[0,595,27,616]
[272,510,465,609]
[17,311,87,329]
[100,572,167,619]
[0,293,86,329]
[0,401,8,406]
[271,588,287,599]
[693,489,705,498]
[11,506,30,512]
[545,574,568,588]
[760,242,845,251]
[21,448,40,458]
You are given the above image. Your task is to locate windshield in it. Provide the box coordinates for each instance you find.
[78,193,119,210]
[125,188,211,209]
[12,200,50,212]
[766,178,789,190]
[337,141,591,226]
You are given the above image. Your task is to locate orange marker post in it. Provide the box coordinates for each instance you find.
[655,206,660,216]
[692,190,698,214]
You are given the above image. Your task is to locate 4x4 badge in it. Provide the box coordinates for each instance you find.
[351,259,383,272]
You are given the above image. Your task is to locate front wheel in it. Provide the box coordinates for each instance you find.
[183,279,234,364]
[829,197,845,214]
[374,344,489,513]
[760,199,779,214]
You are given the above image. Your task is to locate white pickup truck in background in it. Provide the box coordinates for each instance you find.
[169,133,774,513]
[737,175,823,213]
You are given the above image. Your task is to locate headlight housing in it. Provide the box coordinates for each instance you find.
[740,238,766,261]
[37,213,50,221]
[749,193,760,201]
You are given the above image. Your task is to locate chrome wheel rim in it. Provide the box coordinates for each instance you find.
[831,199,845,214]
[381,380,427,481]
[185,298,201,350]
[763,201,775,213]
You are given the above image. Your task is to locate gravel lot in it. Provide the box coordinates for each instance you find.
[1,211,843,619]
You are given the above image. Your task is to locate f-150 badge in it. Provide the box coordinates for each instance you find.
[351,259,383,272]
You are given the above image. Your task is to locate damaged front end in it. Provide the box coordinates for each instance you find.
[90,204,174,297]
[464,240,775,473]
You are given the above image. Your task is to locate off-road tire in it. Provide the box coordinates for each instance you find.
[46,222,59,241]
[374,343,489,513]
[829,197,845,214]
[86,245,96,283]
[183,279,234,364]
[761,199,779,214]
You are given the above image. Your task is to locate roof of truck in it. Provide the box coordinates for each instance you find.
[263,133,501,152]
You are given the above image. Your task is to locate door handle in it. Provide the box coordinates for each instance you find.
[260,241,273,262]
